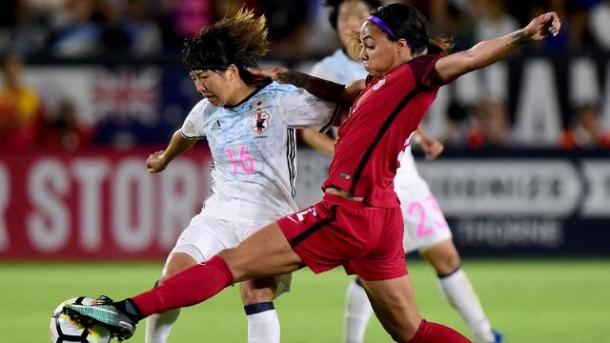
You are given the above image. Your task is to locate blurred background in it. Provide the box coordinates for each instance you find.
[1,0,609,259]
[0,0,609,342]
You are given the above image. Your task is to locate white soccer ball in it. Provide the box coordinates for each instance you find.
[49,297,112,343]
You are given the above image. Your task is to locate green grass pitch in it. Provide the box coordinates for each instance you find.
[1,259,608,342]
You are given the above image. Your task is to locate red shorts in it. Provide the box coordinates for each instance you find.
[278,193,407,281]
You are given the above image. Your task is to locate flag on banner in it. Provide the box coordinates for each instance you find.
[93,68,160,125]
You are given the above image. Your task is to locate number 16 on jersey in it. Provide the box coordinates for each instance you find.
[225,145,256,174]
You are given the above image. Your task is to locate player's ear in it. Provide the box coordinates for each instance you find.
[226,64,240,81]
[396,38,413,59]
[397,38,411,53]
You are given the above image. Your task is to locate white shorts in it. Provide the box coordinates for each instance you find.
[170,213,292,297]
[395,175,452,254]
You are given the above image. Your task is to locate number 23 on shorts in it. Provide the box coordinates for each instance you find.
[407,195,448,237]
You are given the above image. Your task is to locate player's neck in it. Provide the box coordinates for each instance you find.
[226,82,258,107]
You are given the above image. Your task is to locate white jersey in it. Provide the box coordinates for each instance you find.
[181,80,335,222]
[310,49,367,84]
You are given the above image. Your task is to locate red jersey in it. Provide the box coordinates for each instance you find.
[321,54,442,208]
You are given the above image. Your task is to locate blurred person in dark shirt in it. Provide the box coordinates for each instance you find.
[39,98,92,151]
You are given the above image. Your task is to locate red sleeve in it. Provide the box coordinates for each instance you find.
[407,54,442,88]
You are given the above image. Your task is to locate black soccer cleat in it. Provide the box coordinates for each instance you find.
[63,295,136,341]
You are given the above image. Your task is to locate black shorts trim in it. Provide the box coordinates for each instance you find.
[289,207,337,248]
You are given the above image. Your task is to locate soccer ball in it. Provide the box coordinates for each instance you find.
[49,297,111,343]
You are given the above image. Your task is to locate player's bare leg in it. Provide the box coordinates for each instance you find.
[423,240,499,342]
[145,223,297,343]
[359,275,421,342]
[218,222,303,280]
[145,253,196,343]
[240,278,280,343]
[63,222,301,340]
[361,275,470,343]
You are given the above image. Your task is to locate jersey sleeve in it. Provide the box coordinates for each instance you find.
[180,99,207,138]
[310,58,338,83]
[309,61,327,79]
[280,85,338,130]
[407,54,443,88]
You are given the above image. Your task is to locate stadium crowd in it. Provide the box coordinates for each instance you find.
[1,0,609,151]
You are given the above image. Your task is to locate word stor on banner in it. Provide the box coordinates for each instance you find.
[0,148,210,260]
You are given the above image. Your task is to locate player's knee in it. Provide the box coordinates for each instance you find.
[161,253,198,281]
[424,243,461,276]
[432,250,461,276]
[218,248,249,281]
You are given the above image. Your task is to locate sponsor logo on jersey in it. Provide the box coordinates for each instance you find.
[340,172,352,180]
[252,111,270,135]
[211,119,221,130]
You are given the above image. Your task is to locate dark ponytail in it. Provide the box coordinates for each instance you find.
[427,35,453,55]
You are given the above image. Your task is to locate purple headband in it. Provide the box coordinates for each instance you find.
[367,15,397,39]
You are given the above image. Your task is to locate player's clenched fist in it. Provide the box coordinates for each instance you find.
[523,11,561,41]
[146,150,167,173]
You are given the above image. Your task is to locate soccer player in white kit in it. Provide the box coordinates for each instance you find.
[302,1,502,342]
[144,10,335,343]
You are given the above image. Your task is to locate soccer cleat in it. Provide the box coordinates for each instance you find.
[63,295,136,341]
[491,329,504,343]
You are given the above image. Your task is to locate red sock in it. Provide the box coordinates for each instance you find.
[409,319,471,343]
[131,255,234,318]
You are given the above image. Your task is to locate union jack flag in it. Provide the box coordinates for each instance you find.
[93,68,160,125]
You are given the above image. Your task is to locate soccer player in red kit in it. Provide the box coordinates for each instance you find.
[64,4,560,342]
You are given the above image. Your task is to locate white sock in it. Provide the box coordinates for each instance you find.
[245,302,280,343]
[144,308,180,343]
[344,279,374,343]
[439,268,495,342]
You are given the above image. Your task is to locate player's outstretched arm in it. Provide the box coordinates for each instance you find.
[146,129,198,173]
[433,11,561,85]
[248,66,364,106]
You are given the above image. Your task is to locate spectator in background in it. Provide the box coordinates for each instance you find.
[561,104,610,149]
[121,0,163,57]
[571,105,602,147]
[589,0,610,50]
[471,0,519,43]
[0,54,43,150]
[466,0,516,147]
[156,0,214,51]
[47,0,102,57]
[97,0,132,54]
[470,100,511,147]
[258,0,320,58]
[0,0,51,57]
[443,101,474,147]
[39,98,92,151]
